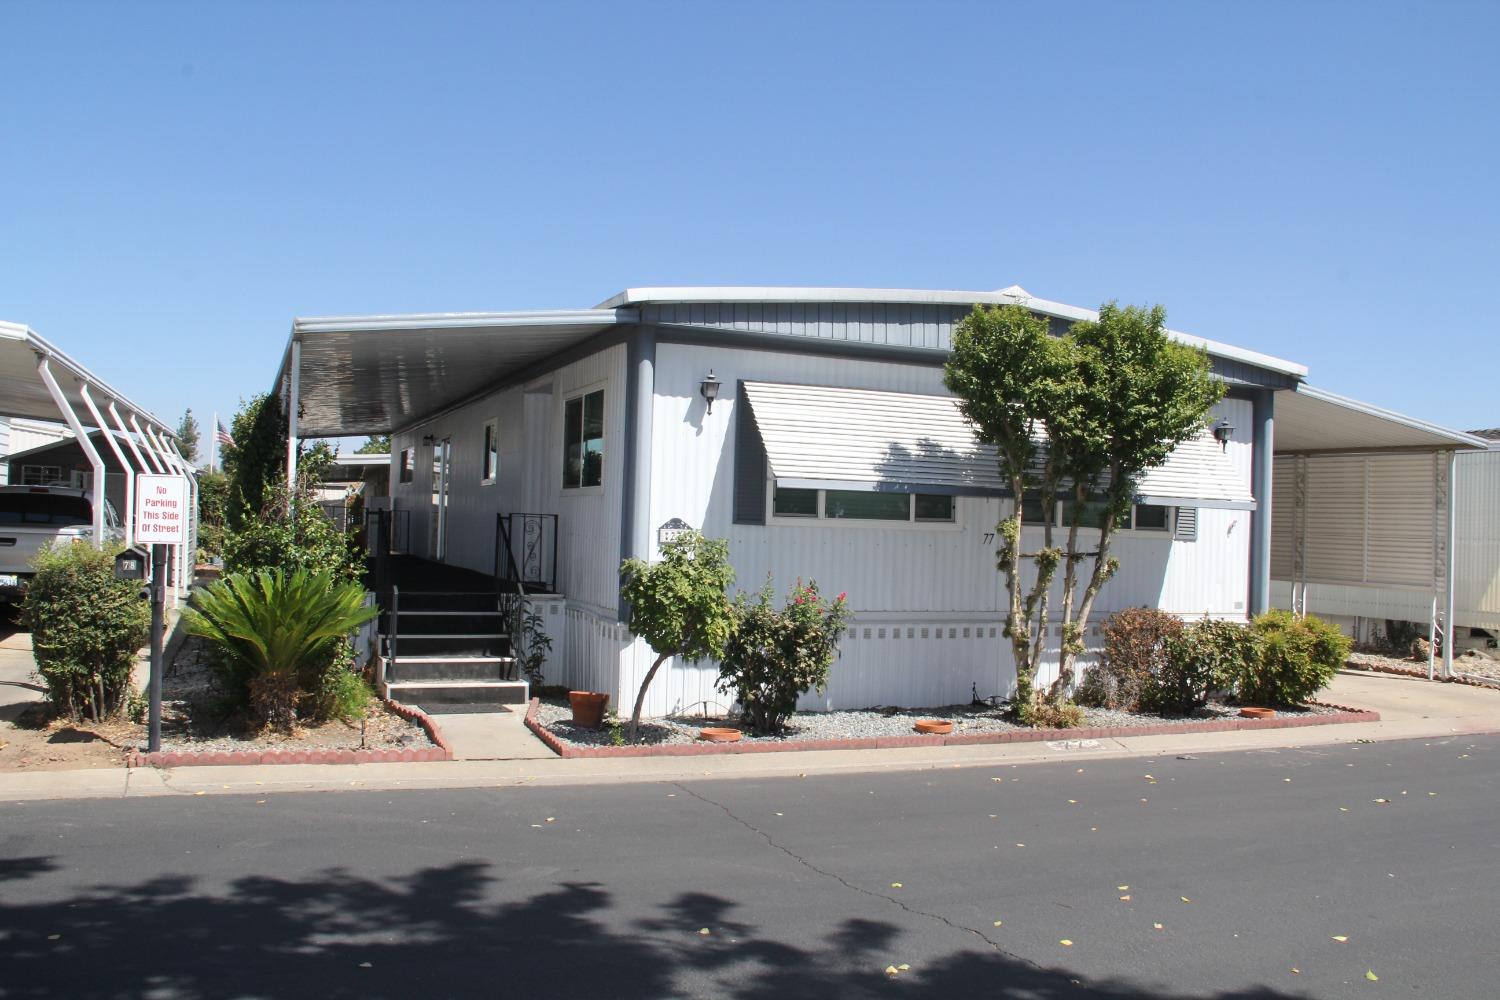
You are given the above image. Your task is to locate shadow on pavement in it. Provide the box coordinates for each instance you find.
[0,858,1308,1000]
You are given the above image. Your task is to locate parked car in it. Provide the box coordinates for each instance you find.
[0,485,123,602]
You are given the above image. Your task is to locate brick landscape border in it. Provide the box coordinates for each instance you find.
[125,699,453,768]
[1343,661,1500,689]
[524,698,1380,759]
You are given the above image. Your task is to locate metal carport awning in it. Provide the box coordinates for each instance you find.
[1275,384,1489,455]
[273,309,638,438]
[740,380,1256,508]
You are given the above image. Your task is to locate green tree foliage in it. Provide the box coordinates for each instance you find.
[175,409,201,465]
[196,470,228,560]
[223,394,287,529]
[717,579,850,734]
[185,568,378,729]
[355,434,391,454]
[945,301,1223,723]
[223,478,362,585]
[22,542,150,722]
[619,532,735,742]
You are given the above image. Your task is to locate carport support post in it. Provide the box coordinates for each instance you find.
[79,384,134,546]
[1249,389,1275,617]
[36,357,107,547]
[1444,450,1457,679]
[285,340,300,514]
[148,543,166,753]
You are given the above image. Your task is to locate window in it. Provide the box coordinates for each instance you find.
[1132,504,1171,532]
[481,419,499,484]
[0,492,91,526]
[21,465,63,486]
[1059,498,1111,529]
[398,448,414,484]
[771,484,956,524]
[773,486,818,517]
[1020,494,1051,524]
[914,494,956,522]
[825,490,909,520]
[563,389,604,489]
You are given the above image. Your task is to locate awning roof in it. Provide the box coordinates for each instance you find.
[276,309,635,438]
[742,380,1255,509]
[1275,384,1489,454]
[0,322,174,436]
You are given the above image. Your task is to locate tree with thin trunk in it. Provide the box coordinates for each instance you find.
[945,301,1222,722]
[176,409,201,465]
[619,532,736,742]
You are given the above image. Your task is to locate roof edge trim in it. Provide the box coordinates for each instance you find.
[1293,384,1490,450]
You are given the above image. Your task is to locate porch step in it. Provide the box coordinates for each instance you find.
[392,591,500,613]
[379,610,508,635]
[383,633,512,657]
[387,655,517,683]
[387,679,529,708]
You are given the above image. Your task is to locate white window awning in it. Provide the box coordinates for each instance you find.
[741,380,1255,510]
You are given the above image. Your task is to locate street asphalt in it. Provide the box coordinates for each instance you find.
[2,733,1496,1000]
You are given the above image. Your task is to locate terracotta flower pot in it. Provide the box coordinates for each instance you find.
[914,719,954,735]
[568,691,609,729]
[1239,706,1276,719]
[699,727,743,743]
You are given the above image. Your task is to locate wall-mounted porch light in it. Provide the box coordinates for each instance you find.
[1212,419,1235,451]
[699,370,722,414]
[421,434,435,447]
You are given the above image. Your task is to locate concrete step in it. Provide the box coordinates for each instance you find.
[387,655,517,682]
[387,679,530,707]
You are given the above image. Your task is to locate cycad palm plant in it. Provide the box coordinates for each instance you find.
[186,568,378,729]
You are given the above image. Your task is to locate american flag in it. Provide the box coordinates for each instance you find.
[215,420,234,448]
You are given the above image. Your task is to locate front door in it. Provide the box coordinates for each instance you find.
[431,438,452,560]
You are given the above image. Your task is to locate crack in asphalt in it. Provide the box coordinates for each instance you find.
[671,782,1048,973]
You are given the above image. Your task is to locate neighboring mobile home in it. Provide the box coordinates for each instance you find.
[273,286,1479,714]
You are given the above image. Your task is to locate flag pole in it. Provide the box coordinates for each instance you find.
[210,410,218,472]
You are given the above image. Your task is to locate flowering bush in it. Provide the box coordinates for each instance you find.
[718,580,851,734]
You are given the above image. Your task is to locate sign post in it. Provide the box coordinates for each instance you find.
[135,474,189,753]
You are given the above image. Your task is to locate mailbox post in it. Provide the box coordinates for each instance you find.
[113,545,163,750]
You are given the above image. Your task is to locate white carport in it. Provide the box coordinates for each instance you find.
[0,321,189,598]
[1271,384,1489,678]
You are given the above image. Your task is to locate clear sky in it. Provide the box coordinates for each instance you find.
[2,0,1496,448]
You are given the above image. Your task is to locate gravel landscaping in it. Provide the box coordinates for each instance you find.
[152,637,434,755]
[534,696,1342,749]
[1347,649,1500,685]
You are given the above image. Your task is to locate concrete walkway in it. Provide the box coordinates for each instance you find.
[4,670,1498,803]
[420,708,554,761]
[0,628,41,725]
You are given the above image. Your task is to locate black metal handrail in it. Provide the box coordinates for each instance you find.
[494,512,558,593]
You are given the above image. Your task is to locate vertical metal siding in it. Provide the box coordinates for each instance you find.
[640,342,1256,711]
[1455,448,1500,628]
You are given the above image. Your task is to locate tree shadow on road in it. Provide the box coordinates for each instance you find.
[0,858,1309,1000]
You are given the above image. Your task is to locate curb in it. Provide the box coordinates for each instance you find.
[524,698,1380,759]
[125,699,454,768]
[1343,661,1500,689]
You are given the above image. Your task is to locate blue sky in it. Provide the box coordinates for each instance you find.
[2,0,1496,448]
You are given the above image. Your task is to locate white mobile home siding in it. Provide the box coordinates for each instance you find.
[1455,447,1500,630]
[388,342,627,614]
[644,343,1255,711]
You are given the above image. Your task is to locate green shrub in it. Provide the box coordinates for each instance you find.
[184,568,378,729]
[717,579,851,735]
[308,662,372,723]
[1239,610,1350,707]
[1149,618,1256,715]
[1093,608,1185,711]
[1016,694,1084,729]
[22,542,151,722]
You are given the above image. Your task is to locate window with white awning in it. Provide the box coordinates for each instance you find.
[735,379,1255,512]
